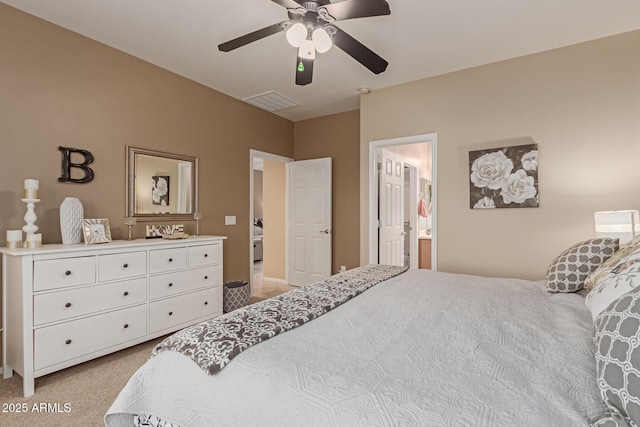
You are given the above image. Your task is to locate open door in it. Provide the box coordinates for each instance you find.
[379,149,404,266]
[288,158,332,286]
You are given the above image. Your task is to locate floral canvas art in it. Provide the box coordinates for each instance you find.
[469,144,539,209]
[152,175,170,206]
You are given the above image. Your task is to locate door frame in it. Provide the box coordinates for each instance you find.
[404,161,419,269]
[368,133,438,270]
[249,149,293,294]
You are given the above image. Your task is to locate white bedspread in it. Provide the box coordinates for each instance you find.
[105,268,607,426]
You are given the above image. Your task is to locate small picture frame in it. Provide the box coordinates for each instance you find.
[82,218,112,244]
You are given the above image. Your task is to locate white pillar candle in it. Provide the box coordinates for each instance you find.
[23,179,40,199]
[7,229,22,241]
[26,233,42,248]
[24,179,39,190]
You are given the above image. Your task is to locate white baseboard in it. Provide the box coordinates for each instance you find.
[262,276,288,284]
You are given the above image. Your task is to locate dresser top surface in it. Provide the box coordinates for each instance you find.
[0,235,227,257]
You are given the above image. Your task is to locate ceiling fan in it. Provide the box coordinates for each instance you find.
[218,0,391,86]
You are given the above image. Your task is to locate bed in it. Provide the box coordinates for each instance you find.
[104,234,640,427]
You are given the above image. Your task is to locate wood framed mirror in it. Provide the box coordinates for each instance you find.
[126,146,198,221]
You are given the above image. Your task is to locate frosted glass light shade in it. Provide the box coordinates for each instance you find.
[312,27,332,53]
[286,23,307,48]
[298,39,316,59]
[594,210,640,244]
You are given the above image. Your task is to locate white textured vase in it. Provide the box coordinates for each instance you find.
[60,197,84,244]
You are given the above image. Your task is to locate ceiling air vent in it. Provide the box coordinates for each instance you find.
[243,91,300,112]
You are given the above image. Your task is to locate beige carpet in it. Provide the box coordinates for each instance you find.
[0,336,165,427]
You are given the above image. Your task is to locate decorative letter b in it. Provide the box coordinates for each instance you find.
[58,146,95,184]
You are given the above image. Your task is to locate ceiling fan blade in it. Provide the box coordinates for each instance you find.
[295,56,314,86]
[218,22,288,52]
[271,0,304,9]
[331,27,388,74]
[318,0,390,21]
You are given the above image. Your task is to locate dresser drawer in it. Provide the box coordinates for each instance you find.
[186,266,219,288]
[34,304,147,370]
[98,251,147,282]
[188,244,219,268]
[149,247,187,273]
[149,271,189,299]
[34,278,147,326]
[149,288,219,334]
[34,256,96,291]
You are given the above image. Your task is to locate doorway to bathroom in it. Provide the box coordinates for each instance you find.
[368,133,437,270]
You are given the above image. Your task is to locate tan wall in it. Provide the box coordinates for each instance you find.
[262,159,286,280]
[360,30,640,280]
[294,110,360,273]
[253,170,263,219]
[0,4,293,281]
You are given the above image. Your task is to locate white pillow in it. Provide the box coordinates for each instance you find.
[585,241,640,320]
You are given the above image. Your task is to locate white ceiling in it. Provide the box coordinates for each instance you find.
[3,0,640,121]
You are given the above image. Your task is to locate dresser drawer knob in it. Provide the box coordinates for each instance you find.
[204,253,208,258]
[168,258,173,263]
[204,301,208,306]
[168,311,173,316]
[168,283,173,287]
[65,339,72,345]
[123,291,129,296]
[124,324,129,329]
[123,263,128,268]
[204,276,208,280]
[65,302,72,308]
[65,270,71,276]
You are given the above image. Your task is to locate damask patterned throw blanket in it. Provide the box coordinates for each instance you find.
[152,264,408,375]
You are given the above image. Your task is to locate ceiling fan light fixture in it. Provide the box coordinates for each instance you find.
[286,22,307,47]
[298,39,316,59]
[312,27,332,53]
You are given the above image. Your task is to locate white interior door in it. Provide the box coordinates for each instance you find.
[288,158,332,286]
[379,149,404,266]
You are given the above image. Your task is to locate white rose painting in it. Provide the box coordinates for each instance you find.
[152,175,170,206]
[469,144,539,209]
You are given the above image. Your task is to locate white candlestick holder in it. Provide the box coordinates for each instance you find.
[21,197,41,247]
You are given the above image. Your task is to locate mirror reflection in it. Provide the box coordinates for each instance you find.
[126,146,198,221]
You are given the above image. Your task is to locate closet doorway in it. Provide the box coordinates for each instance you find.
[249,150,293,300]
[368,133,437,270]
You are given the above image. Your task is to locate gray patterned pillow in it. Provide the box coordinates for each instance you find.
[593,286,640,426]
[546,238,619,293]
[592,415,631,427]
[591,414,629,427]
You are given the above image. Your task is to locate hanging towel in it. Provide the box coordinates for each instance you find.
[418,198,428,217]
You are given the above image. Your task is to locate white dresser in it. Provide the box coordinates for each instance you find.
[1,235,226,397]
